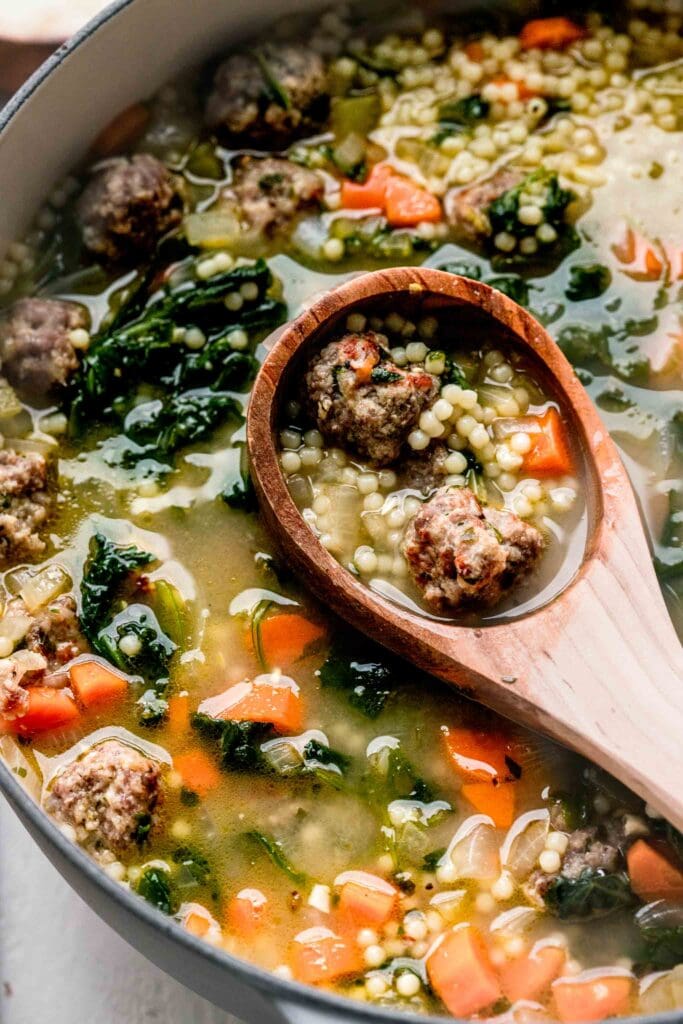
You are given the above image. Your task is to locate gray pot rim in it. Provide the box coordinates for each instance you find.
[0,3,678,1023]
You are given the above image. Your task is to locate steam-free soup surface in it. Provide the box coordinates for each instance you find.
[0,3,682,1022]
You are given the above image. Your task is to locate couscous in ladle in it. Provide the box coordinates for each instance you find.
[247,267,683,829]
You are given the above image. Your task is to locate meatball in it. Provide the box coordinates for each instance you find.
[526,816,626,909]
[0,449,53,568]
[77,154,183,265]
[0,650,46,719]
[306,332,439,465]
[402,486,544,610]
[25,595,88,669]
[401,443,450,493]
[206,43,328,144]
[446,167,523,241]
[218,156,324,237]
[46,740,162,853]
[0,298,88,397]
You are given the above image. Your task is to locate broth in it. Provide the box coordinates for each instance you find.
[0,3,682,1021]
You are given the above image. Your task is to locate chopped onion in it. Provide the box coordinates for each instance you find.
[261,737,303,774]
[184,210,241,249]
[19,564,71,613]
[0,735,42,800]
[445,814,500,881]
[0,605,33,648]
[502,810,549,881]
[0,378,22,420]
[4,436,54,457]
[639,965,683,1014]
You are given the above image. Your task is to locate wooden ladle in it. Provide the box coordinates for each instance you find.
[247,267,683,828]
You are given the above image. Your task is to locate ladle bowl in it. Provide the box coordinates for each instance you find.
[247,267,683,828]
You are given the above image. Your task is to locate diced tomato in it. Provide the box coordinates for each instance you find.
[427,924,501,1017]
[290,926,363,985]
[340,163,393,210]
[69,659,128,708]
[552,972,634,1022]
[226,888,270,937]
[626,838,683,903]
[174,749,221,797]
[3,686,80,735]
[385,175,442,227]
[199,674,303,734]
[522,408,574,476]
[500,942,567,1003]
[336,871,399,928]
[519,17,586,51]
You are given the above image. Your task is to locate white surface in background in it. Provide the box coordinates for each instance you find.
[0,799,237,1024]
[0,1,110,41]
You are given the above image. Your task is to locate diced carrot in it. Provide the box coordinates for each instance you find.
[461,781,516,828]
[522,408,574,476]
[246,613,325,668]
[336,871,399,928]
[185,910,211,938]
[442,726,517,783]
[199,675,303,734]
[4,687,80,735]
[290,926,363,985]
[519,17,586,51]
[385,175,442,227]
[626,838,683,902]
[612,226,665,281]
[500,943,567,1003]
[167,694,190,735]
[664,243,683,282]
[491,74,539,101]
[341,163,393,211]
[69,659,128,708]
[552,972,634,1023]
[464,41,485,62]
[174,749,221,798]
[92,102,150,157]
[226,888,270,938]
[427,924,502,1017]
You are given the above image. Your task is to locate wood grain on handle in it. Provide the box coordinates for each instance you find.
[248,267,683,829]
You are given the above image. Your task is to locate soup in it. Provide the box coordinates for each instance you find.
[0,3,682,1022]
[277,303,585,619]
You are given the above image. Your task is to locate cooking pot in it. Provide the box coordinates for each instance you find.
[0,2,678,1022]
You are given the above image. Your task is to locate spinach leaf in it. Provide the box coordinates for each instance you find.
[172,846,213,886]
[134,813,153,846]
[438,94,489,125]
[422,848,447,871]
[639,925,683,969]
[137,865,175,914]
[655,487,683,581]
[96,604,177,682]
[443,357,468,388]
[565,263,612,301]
[371,366,403,384]
[119,390,242,468]
[364,745,438,805]
[191,712,270,770]
[319,643,394,718]
[244,830,308,884]
[488,168,574,243]
[302,738,351,788]
[221,445,257,512]
[542,869,634,921]
[486,274,530,307]
[80,533,154,642]
[136,688,170,726]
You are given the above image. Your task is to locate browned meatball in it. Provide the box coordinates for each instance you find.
[0,297,88,396]
[46,740,162,853]
[306,332,439,465]
[218,156,324,238]
[401,443,450,493]
[206,43,328,144]
[0,449,53,568]
[446,166,523,241]
[77,154,183,265]
[402,486,544,610]
[25,594,88,669]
